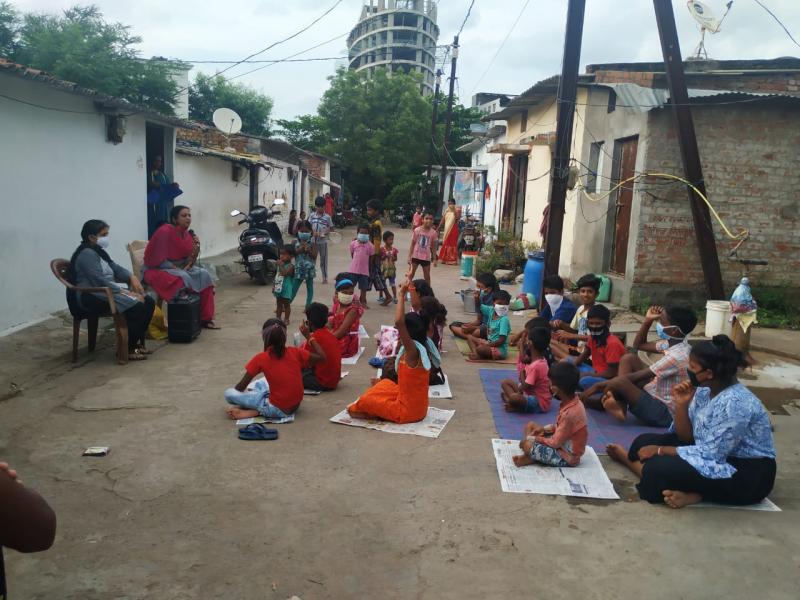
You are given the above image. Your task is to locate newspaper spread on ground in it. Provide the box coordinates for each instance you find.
[341,347,365,365]
[492,439,619,500]
[693,498,780,511]
[428,375,453,399]
[330,407,455,438]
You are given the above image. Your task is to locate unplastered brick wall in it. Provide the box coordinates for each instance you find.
[630,104,800,303]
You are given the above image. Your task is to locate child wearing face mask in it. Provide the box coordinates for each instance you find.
[449,272,498,341]
[293,220,317,307]
[513,362,588,468]
[551,274,601,360]
[350,223,375,308]
[328,277,364,358]
[501,326,553,413]
[466,290,512,361]
[540,275,577,326]
[571,304,627,406]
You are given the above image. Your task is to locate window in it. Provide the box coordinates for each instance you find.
[520,110,529,133]
[587,141,605,193]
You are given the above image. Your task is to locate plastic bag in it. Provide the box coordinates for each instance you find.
[147,304,168,340]
[730,277,757,314]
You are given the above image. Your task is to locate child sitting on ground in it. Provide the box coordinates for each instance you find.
[551,274,600,360]
[348,280,433,424]
[449,272,498,340]
[509,317,556,371]
[540,274,578,326]
[349,223,374,308]
[299,302,342,391]
[274,244,296,325]
[224,319,324,420]
[466,290,512,361]
[328,277,364,359]
[572,304,627,406]
[293,220,317,307]
[501,326,553,413]
[380,230,399,306]
[513,362,588,468]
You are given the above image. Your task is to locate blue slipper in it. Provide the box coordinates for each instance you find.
[368,357,386,368]
[238,423,279,441]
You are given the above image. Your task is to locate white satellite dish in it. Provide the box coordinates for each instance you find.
[687,1,734,60]
[212,107,243,153]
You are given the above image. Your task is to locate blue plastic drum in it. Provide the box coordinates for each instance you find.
[522,250,545,303]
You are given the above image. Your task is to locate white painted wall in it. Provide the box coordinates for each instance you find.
[0,74,154,334]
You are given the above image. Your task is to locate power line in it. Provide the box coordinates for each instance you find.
[457,0,477,37]
[753,0,800,50]
[0,92,97,115]
[213,0,344,79]
[469,0,531,95]
[182,56,347,64]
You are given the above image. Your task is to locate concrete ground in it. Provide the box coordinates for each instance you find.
[2,227,799,600]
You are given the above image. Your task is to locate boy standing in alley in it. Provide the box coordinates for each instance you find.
[310,196,334,285]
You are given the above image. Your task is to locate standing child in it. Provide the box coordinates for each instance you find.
[380,230,399,305]
[407,212,438,285]
[501,327,553,413]
[551,273,601,360]
[293,220,317,307]
[412,205,424,229]
[466,290,512,361]
[274,244,296,325]
[513,362,588,468]
[223,319,324,421]
[310,196,334,284]
[365,199,387,303]
[287,209,297,237]
[349,223,374,308]
[348,280,432,424]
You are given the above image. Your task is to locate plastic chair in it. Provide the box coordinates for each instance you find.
[50,259,129,365]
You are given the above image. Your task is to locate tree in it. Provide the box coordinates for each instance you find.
[317,67,431,201]
[1,4,181,115]
[189,73,273,137]
[274,114,327,150]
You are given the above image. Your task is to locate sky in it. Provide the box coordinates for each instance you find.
[10,0,800,120]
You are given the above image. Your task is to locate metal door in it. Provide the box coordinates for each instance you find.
[610,137,638,274]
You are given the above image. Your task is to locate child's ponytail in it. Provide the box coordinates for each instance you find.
[262,318,287,358]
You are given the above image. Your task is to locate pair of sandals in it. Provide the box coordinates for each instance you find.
[238,423,278,441]
[128,346,152,361]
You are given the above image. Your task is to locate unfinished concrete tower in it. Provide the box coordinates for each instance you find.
[347,0,440,94]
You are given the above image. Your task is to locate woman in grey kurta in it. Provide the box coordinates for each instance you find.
[70,220,156,360]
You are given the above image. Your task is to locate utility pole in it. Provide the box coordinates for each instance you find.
[653,0,725,299]
[438,36,459,214]
[426,69,443,186]
[542,0,586,279]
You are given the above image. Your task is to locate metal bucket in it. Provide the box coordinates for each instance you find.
[458,289,478,314]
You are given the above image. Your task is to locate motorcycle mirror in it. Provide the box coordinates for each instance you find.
[273,198,286,206]
[230,209,242,217]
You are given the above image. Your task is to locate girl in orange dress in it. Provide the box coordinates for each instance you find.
[348,280,432,424]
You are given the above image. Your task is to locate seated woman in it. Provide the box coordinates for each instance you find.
[328,278,363,358]
[70,219,156,360]
[607,335,776,509]
[143,205,218,328]
[348,281,432,424]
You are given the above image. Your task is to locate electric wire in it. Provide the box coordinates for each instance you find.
[456,0,477,37]
[181,56,347,64]
[753,0,800,50]
[0,92,98,114]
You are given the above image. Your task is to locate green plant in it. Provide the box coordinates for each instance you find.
[475,237,540,276]
[752,285,800,330]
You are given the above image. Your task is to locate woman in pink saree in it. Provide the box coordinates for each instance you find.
[143,205,218,327]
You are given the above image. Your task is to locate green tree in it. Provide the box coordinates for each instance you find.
[189,72,273,137]
[2,4,181,114]
[318,67,431,201]
[274,114,327,150]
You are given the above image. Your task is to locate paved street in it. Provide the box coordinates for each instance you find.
[2,227,799,600]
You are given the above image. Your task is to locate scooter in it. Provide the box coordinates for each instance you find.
[394,207,410,229]
[230,199,285,285]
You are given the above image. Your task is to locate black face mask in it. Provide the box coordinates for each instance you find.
[687,369,702,387]
[588,326,608,337]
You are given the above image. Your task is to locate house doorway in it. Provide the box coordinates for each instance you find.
[146,123,167,237]
[502,154,528,239]
[608,136,638,274]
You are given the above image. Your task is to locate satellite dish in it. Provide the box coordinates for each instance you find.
[212,107,242,135]
[686,1,734,60]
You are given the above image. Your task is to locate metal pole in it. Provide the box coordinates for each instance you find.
[426,69,443,184]
[438,36,459,215]
[542,0,586,278]
[653,0,725,299]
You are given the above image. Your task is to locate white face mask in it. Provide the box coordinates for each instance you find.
[545,293,563,313]
[337,292,354,305]
[96,236,110,249]
[494,305,509,317]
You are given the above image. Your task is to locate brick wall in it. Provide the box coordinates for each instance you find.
[593,67,800,94]
[630,104,800,304]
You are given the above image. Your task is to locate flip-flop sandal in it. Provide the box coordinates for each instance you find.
[368,357,386,368]
[203,321,222,330]
[238,424,278,441]
[128,351,148,361]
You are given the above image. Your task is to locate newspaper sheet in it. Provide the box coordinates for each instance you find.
[330,407,455,438]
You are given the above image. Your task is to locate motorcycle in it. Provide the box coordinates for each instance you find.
[230,199,285,285]
[394,207,410,229]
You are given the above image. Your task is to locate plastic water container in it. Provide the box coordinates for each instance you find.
[461,251,477,278]
[705,300,733,338]
[522,251,545,301]
[596,274,612,302]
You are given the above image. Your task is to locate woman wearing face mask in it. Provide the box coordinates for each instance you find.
[328,278,363,358]
[293,220,317,307]
[608,335,776,508]
[69,219,156,360]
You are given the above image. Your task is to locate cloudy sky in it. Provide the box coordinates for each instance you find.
[11,0,800,120]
